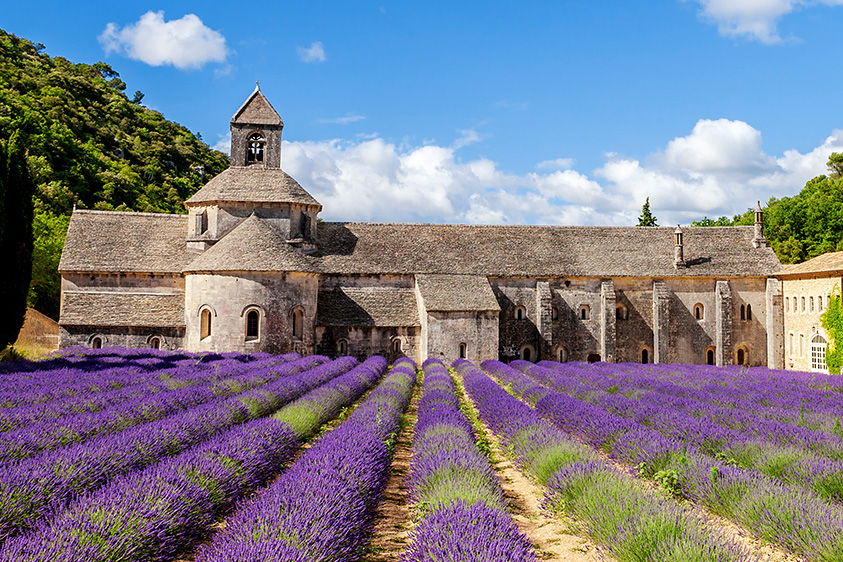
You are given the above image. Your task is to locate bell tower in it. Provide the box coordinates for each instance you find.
[229,82,284,168]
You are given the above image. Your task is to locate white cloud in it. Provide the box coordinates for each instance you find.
[213,132,231,154]
[274,120,843,227]
[318,114,366,124]
[99,11,227,69]
[297,41,326,63]
[689,0,843,43]
[536,158,575,171]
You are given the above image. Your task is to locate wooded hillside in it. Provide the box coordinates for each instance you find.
[0,29,228,319]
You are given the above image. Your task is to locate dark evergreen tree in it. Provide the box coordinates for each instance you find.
[637,197,658,227]
[0,133,34,350]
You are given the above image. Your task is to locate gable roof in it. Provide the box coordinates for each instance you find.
[184,215,317,273]
[231,85,283,126]
[61,291,185,328]
[315,223,781,278]
[777,251,843,277]
[59,210,189,274]
[416,274,500,311]
[316,287,420,327]
[184,167,321,207]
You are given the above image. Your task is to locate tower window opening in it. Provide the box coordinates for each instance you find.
[246,133,265,163]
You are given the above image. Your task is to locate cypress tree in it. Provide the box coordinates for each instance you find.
[0,133,34,351]
[637,197,659,227]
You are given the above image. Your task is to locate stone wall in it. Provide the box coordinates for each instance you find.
[782,275,841,372]
[315,326,420,363]
[59,325,184,350]
[184,271,318,354]
[425,310,498,365]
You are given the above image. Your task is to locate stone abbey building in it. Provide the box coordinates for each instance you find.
[58,87,784,367]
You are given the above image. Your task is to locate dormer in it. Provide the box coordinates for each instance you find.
[229,83,284,168]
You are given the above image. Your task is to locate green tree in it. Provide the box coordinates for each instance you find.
[0,134,34,351]
[828,152,843,178]
[691,216,733,227]
[821,289,843,375]
[637,197,658,227]
[27,211,69,319]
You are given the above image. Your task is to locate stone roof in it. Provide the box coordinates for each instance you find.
[315,223,781,278]
[184,167,321,207]
[61,291,185,328]
[777,251,843,277]
[316,287,420,327]
[416,274,500,311]
[59,210,189,274]
[184,215,318,273]
[231,86,283,126]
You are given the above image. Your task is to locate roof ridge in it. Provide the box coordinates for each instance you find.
[322,221,754,230]
[72,209,186,219]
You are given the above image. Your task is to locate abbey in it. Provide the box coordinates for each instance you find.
[58,87,784,367]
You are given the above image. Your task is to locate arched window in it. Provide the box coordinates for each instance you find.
[579,305,590,321]
[520,344,535,362]
[810,297,815,313]
[337,339,348,356]
[616,303,628,320]
[551,306,559,320]
[246,310,260,341]
[149,337,161,350]
[558,347,568,363]
[392,338,403,355]
[459,342,467,359]
[746,304,752,320]
[801,297,806,313]
[246,132,265,163]
[200,308,212,340]
[291,308,304,340]
[812,334,828,372]
[736,347,748,366]
[91,337,103,349]
[515,306,526,320]
[785,297,790,313]
[788,332,794,356]
[641,346,652,364]
[694,304,704,320]
[800,333,805,357]
[706,347,715,365]
[819,296,824,312]
[740,304,746,321]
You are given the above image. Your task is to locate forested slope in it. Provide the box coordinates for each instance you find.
[0,29,228,318]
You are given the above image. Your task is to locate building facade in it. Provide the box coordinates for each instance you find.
[58,87,784,366]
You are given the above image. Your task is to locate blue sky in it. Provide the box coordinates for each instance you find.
[2,1,843,225]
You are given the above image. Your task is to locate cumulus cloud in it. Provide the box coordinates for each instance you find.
[297,41,326,63]
[688,0,843,43]
[99,11,227,69]
[272,120,843,227]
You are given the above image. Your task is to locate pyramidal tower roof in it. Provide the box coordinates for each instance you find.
[231,83,283,126]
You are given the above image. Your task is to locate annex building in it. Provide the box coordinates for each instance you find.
[58,87,785,367]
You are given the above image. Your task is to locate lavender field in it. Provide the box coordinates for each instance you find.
[0,347,838,561]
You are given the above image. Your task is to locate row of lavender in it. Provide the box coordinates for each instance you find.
[496,360,843,560]
[0,354,351,543]
[403,359,535,561]
[532,360,843,502]
[0,355,394,560]
[457,359,751,562]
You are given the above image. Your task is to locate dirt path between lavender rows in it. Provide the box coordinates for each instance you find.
[362,378,421,561]
[454,373,612,562]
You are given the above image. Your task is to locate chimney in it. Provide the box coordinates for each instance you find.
[753,201,768,248]
[674,225,685,269]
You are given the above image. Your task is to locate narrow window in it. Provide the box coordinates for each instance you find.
[200,309,212,340]
[810,297,815,313]
[641,348,649,364]
[558,347,568,362]
[515,306,526,320]
[247,132,265,163]
[802,297,806,313]
[819,296,824,312]
[292,308,303,340]
[616,303,628,320]
[746,304,752,321]
[579,305,590,320]
[92,337,102,349]
[706,348,715,365]
[338,339,348,356]
[246,310,259,341]
[150,337,160,350]
[800,334,805,357]
[789,333,794,356]
[393,338,403,354]
[459,342,467,359]
[785,297,789,313]
[694,304,704,320]
[737,348,746,366]
[551,306,559,320]
[740,304,746,321]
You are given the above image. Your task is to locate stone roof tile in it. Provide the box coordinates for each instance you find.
[185,167,321,207]
[61,291,185,328]
[231,87,283,126]
[776,251,843,277]
[416,274,500,311]
[316,287,420,327]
